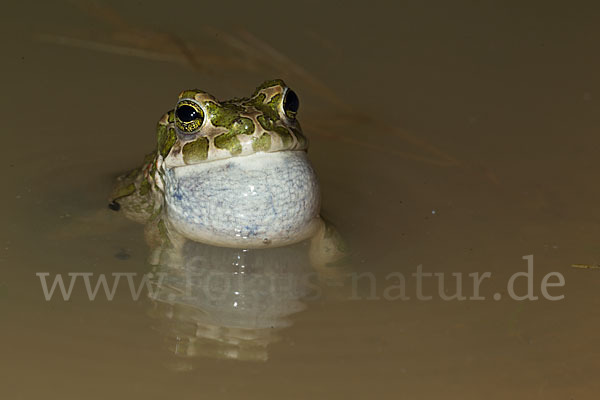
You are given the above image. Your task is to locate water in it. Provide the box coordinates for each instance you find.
[2,1,600,399]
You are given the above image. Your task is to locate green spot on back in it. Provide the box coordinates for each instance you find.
[266,93,282,118]
[257,114,273,130]
[214,134,242,155]
[157,124,176,158]
[233,117,254,135]
[252,133,271,152]
[251,95,296,148]
[205,102,244,127]
[205,101,254,156]
[246,92,280,123]
[182,138,209,163]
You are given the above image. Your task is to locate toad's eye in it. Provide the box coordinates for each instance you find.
[283,89,299,119]
[175,101,204,133]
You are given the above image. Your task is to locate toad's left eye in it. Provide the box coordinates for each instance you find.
[283,89,299,119]
[175,101,204,133]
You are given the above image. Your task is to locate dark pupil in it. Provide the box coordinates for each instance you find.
[176,105,199,122]
[283,90,299,114]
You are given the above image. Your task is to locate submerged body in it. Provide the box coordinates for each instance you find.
[110,80,342,263]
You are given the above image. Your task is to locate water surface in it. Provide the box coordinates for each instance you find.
[2,1,600,399]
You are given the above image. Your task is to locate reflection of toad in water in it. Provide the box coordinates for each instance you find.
[147,240,334,362]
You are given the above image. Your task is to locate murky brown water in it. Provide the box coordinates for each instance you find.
[2,1,600,399]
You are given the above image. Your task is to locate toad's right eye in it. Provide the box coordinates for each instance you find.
[175,101,204,133]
